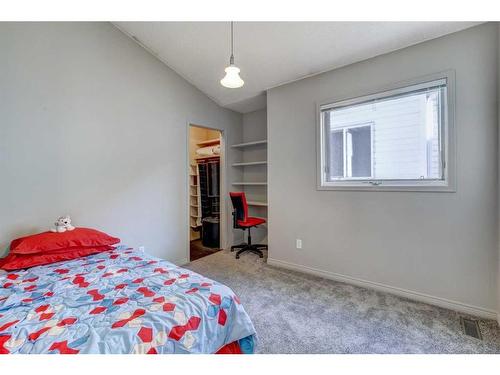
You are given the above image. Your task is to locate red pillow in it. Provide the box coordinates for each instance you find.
[0,245,114,271]
[10,228,120,255]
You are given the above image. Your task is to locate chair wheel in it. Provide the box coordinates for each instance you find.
[259,254,263,258]
[236,255,240,259]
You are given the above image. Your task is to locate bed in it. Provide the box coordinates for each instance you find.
[0,246,256,354]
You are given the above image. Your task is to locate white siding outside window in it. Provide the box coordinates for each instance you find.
[317,73,455,191]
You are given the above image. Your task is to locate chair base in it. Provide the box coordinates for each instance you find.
[230,224,267,259]
[230,243,247,251]
[231,243,268,259]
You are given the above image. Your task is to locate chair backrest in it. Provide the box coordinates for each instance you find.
[229,192,248,227]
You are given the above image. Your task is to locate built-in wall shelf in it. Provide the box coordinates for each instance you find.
[195,155,220,161]
[230,115,268,244]
[197,138,220,147]
[231,140,267,149]
[232,161,267,167]
[232,182,267,186]
[247,201,268,207]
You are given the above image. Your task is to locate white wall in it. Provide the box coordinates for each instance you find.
[267,23,498,317]
[0,22,243,264]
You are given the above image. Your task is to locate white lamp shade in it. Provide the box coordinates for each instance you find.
[220,65,244,88]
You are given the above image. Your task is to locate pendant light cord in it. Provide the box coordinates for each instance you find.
[230,21,234,65]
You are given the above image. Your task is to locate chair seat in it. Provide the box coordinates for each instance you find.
[237,216,266,227]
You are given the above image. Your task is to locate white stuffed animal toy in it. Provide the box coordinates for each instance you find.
[50,215,76,233]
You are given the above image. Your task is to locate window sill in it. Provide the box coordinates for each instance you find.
[317,181,456,193]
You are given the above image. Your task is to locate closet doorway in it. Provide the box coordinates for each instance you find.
[188,124,223,261]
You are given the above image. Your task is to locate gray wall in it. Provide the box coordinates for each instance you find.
[0,22,243,264]
[267,23,498,314]
[498,23,500,324]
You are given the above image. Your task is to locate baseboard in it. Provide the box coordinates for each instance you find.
[267,257,498,321]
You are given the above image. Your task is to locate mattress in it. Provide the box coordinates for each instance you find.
[0,247,256,354]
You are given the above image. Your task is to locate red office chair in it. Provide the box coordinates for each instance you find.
[230,192,268,259]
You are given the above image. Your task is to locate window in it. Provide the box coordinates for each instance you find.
[328,123,373,179]
[318,74,455,191]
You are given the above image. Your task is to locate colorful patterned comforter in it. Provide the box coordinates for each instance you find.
[0,247,256,354]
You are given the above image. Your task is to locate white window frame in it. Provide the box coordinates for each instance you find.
[316,71,456,192]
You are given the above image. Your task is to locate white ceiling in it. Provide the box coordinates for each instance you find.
[114,22,480,113]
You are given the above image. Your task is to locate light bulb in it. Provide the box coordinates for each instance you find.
[220,65,244,88]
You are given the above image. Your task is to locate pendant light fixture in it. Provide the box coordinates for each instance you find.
[220,21,244,89]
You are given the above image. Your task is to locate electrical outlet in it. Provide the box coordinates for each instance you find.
[296,239,302,249]
[138,246,145,252]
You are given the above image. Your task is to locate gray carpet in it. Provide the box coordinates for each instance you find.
[185,249,500,354]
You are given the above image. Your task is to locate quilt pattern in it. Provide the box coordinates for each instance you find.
[0,247,256,354]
